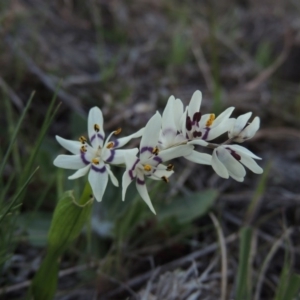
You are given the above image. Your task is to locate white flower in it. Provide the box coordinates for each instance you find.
[228,112,260,143]
[158,95,186,150]
[211,144,263,182]
[122,112,193,214]
[53,107,143,202]
[159,90,235,166]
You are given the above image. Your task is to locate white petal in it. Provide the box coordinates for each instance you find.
[56,136,81,155]
[106,165,119,187]
[124,150,139,170]
[229,144,262,160]
[68,164,90,179]
[162,96,176,131]
[228,172,244,182]
[140,112,162,161]
[180,108,188,138]
[88,107,105,148]
[136,178,156,214]
[150,168,174,180]
[161,97,178,147]
[211,149,229,178]
[188,139,209,147]
[229,112,252,139]
[105,148,139,165]
[217,147,246,178]
[53,154,86,169]
[88,162,108,202]
[236,116,260,142]
[157,145,193,162]
[114,128,145,149]
[185,151,212,165]
[122,170,134,201]
[174,98,184,131]
[212,107,235,127]
[188,90,202,118]
[207,118,235,141]
[240,154,263,174]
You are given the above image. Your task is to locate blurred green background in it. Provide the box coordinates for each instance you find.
[1,0,300,299]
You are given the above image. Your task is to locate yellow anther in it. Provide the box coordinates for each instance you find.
[79,136,87,144]
[80,145,87,153]
[161,176,169,183]
[114,128,122,135]
[106,142,114,149]
[143,164,152,172]
[92,158,100,165]
[94,124,100,132]
[152,147,159,155]
[167,164,174,171]
[206,114,215,127]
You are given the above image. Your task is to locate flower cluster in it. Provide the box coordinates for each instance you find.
[54,90,263,214]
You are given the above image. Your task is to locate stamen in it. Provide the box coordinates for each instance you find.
[152,147,159,155]
[94,124,100,132]
[79,136,87,144]
[106,142,114,149]
[166,164,174,171]
[143,164,152,172]
[80,145,87,153]
[114,128,122,135]
[161,176,169,183]
[206,114,215,127]
[92,158,100,165]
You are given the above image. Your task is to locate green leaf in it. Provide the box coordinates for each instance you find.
[283,273,300,300]
[29,183,93,299]
[30,254,59,300]
[47,186,93,256]
[236,226,253,300]
[158,189,218,224]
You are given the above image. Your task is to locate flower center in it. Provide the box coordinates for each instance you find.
[143,164,152,172]
[92,158,100,165]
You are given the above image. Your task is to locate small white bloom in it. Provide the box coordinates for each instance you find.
[158,95,186,150]
[122,112,193,214]
[53,107,143,202]
[211,144,263,182]
[228,112,260,143]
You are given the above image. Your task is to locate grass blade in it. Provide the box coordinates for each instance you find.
[0,91,35,178]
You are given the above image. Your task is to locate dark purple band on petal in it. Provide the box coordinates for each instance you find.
[202,127,210,140]
[90,133,104,143]
[153,156,162,164]
[193,131,202,138]
[193,111,201,123]
[226,147,241,161]
[131,158,140,171]
[91,165,106,173]
[105,149,115,163]
[81,153,90,165]
[137,177,145,185]
[186,116,192,131]
[114,139,119,147]
[140,146,153,154]
[129,170,135,180]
